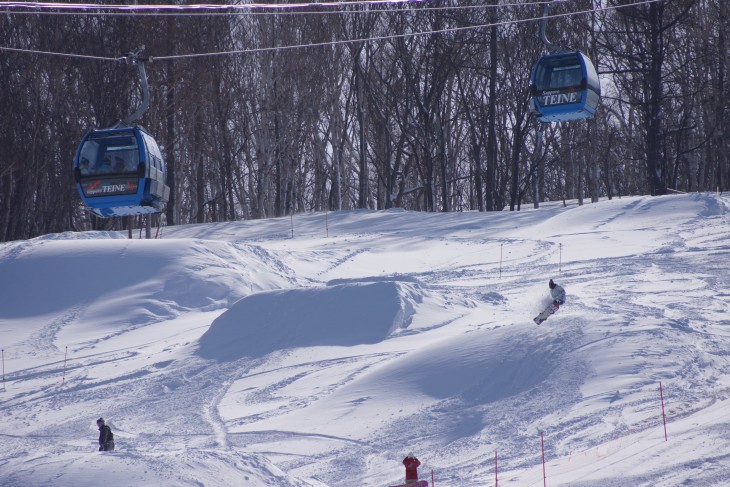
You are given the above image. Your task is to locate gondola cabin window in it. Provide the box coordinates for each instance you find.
[533,55,583,91]
[78,135,140,177]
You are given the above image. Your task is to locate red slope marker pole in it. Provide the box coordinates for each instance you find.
[541,431,547,487]
[660,381,668,441]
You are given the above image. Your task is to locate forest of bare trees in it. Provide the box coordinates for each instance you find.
[0,0,727,242]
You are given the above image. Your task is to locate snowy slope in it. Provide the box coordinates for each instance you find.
[1,193,729,486]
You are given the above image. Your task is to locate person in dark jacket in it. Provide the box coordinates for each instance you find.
[97,417,115,451]
[402,453,421,484]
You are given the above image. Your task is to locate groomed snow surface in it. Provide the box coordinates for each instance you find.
[1,193,729,486]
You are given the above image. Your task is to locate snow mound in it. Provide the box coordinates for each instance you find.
[198,279,423,361]
[0,449,317,487]
[0,238,290,326]
[323,323,565,409]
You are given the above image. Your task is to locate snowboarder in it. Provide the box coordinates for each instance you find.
[97,417,115,451]
[534,279,566,325]
[403,453,421,484]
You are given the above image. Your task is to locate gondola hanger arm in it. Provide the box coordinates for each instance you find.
[119,46,151,128]
[539,1,569,54]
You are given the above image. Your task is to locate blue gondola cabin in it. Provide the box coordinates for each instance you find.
[73,126,170,218]
[529,51,601,123]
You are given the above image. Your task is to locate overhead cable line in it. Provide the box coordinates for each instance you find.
[153,0,666,61]
[0,0,666,63]
[0,1,551,17]
[2,0,435,11]
[0,45,123,61]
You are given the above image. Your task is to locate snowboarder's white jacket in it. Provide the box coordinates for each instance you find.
[551,284,566,304]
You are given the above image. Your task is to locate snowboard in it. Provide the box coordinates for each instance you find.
[388,481,429,487]
[533,302,559,325]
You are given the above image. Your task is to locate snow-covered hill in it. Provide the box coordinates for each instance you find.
[1,193,729,486]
